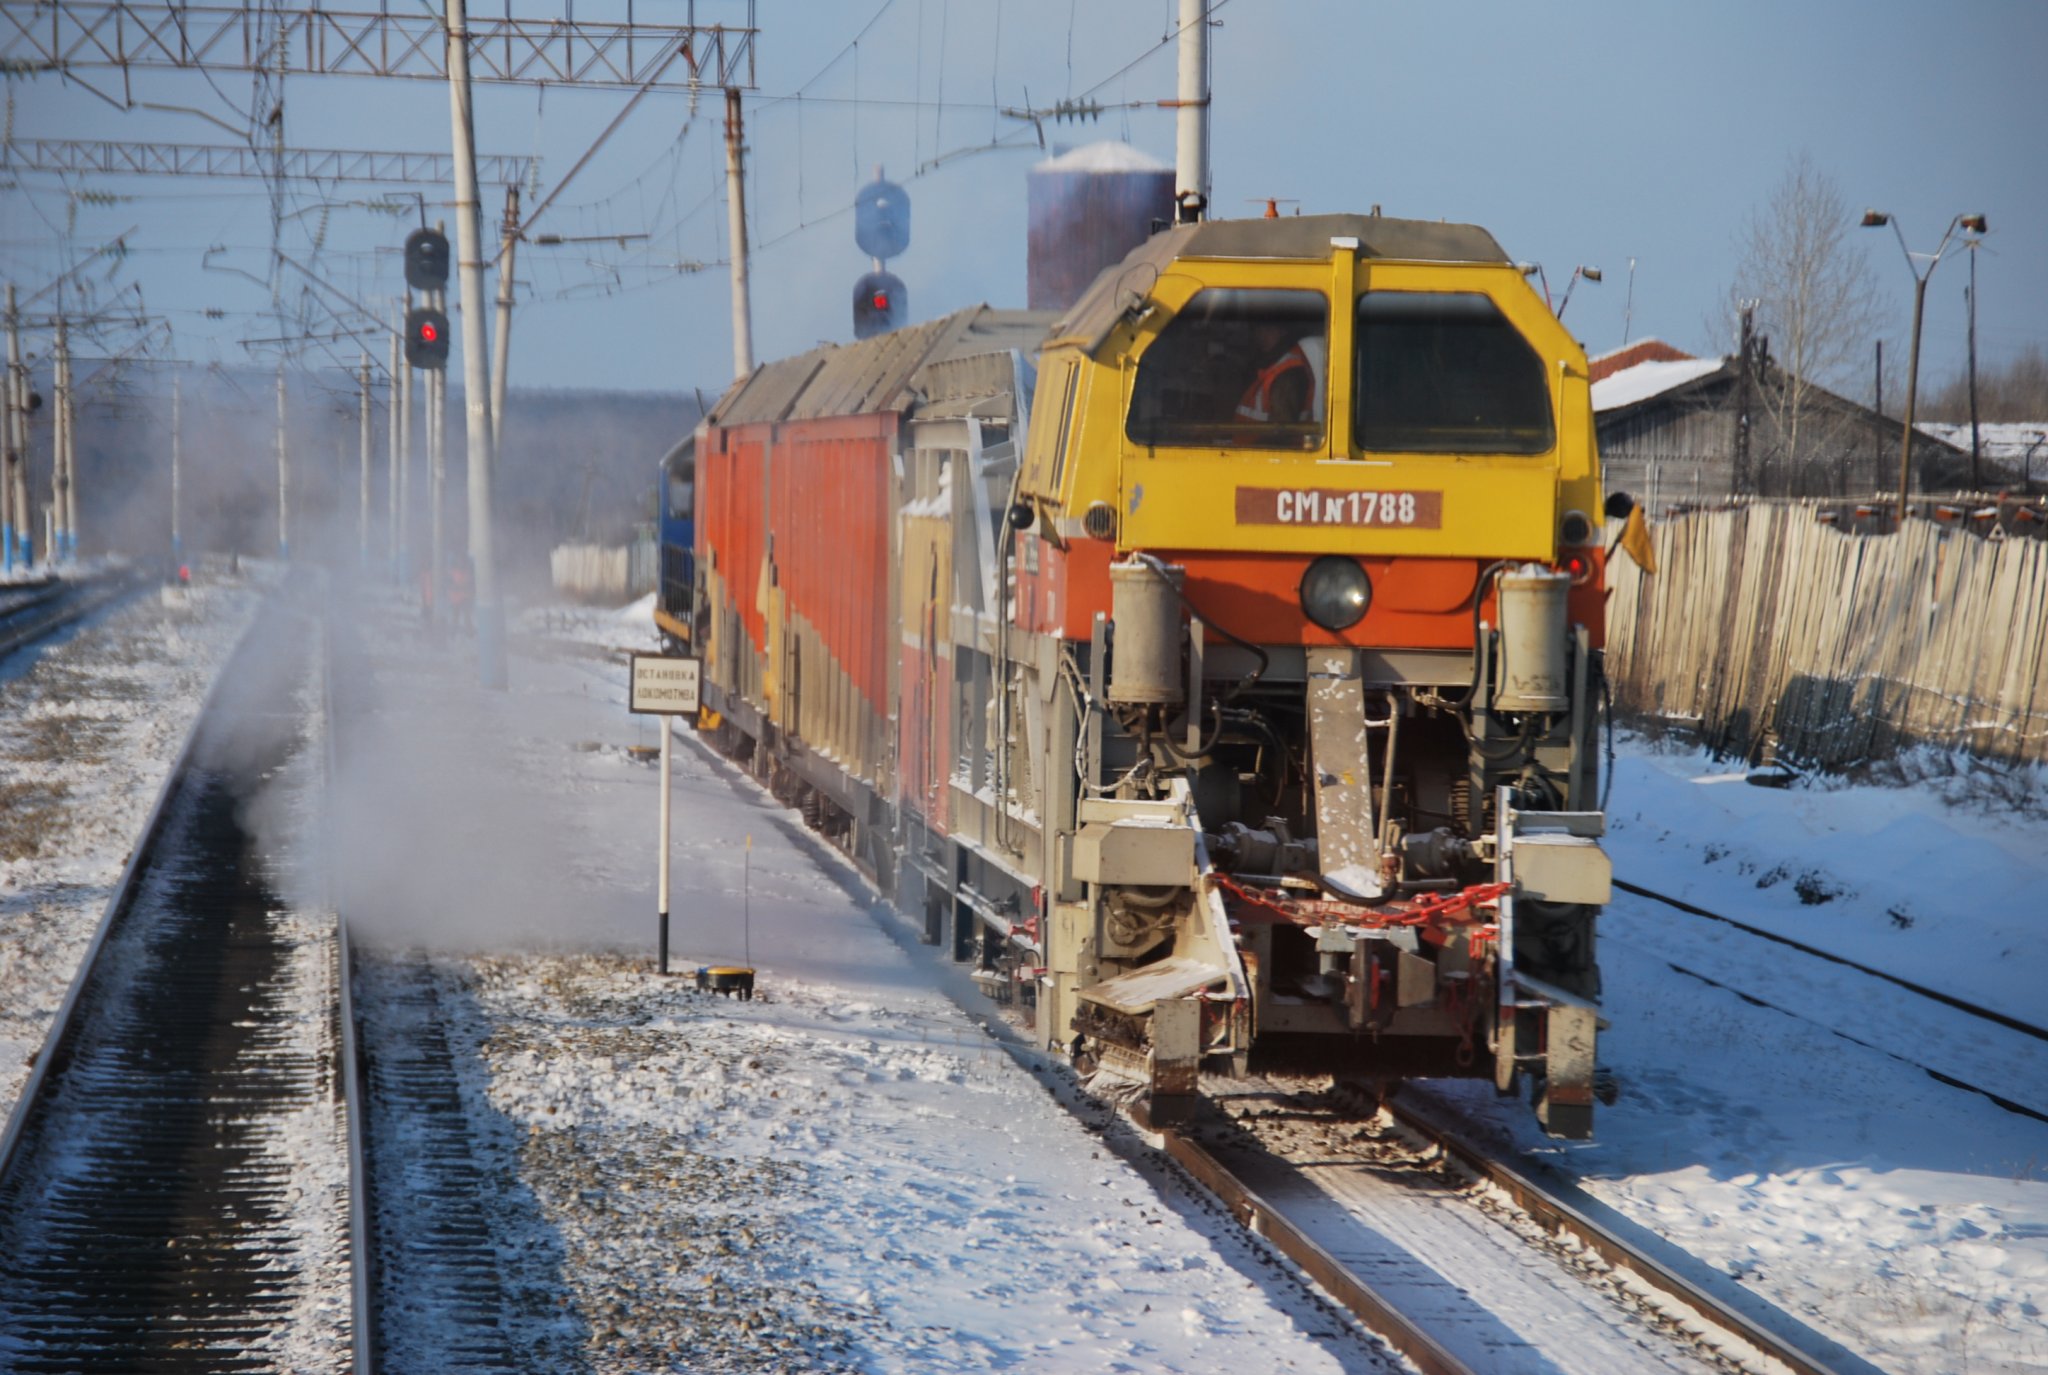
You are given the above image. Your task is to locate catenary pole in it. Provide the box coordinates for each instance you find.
[387,320,400,573]
[62,329,77,560]
[446,0,507,687]
[398,296,414,584]
[53,316,71,561]
[276,361,290,560]
[1174,0,1209,222]
[429,296,444,623]
[171,375,182,566]
[491,182,518,454]
[724,87,753,378]
[359,352,372,567]
[4,285,24,572]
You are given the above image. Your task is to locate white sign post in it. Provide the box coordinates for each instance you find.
[629,654,701,974]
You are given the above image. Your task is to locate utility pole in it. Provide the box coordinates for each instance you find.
[1874,340,1884,494]
[276,361,290,559]
[171,376,182,568]
[1900,271,1929,522]
[1174,0,1210,223]
[491,182,518,453]
[387,322,400,575]
[428,289,444,624]
[397,297,414,584]
[724,87,754,378]
[6,285,29,571]
[1966,244,1980,488]
[1733,304,1755,497]
[359,351,372,568]
[447,0,506,688]
[53,316,71,561]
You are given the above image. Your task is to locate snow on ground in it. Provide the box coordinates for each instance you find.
[13,575,2048,1373]
[1426,737,2048,1375]
[390,953,1386,1372]
[337,587,1396,1372]
[1602,745,2048,1024]
[0,563,264,1121]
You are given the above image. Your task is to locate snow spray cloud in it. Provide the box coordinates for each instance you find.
[320,607,586,953]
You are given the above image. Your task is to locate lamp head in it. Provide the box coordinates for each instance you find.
[1579,266,1603,283]
[1860,210,1891,228]
[1960,214,1988,234]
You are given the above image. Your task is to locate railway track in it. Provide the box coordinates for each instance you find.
[0,600,355,1371]
[1149,1082,1850,1375]
[0,569,144,659]
[662,709,1823,1375]
[353,955,528,1370]
[1611,878,2048,1124]
[325,601,583,1372]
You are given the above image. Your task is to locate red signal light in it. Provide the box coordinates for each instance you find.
[420,322,439,343]
[871,292,889,310]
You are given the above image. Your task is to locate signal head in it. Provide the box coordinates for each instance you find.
[404,227,451,290]
[852,270,907,340]
[404,305,452,370]
[854,178,912,261]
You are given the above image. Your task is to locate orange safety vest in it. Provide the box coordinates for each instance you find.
[1235,340,1324,422]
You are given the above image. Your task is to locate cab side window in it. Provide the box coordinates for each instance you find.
[1354,291,1553,455]
[1126,288,1328,451]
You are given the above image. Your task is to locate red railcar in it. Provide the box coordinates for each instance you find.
[695,308,1052,876]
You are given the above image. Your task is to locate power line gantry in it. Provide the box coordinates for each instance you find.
[0,2,756,97]
[1,135,533,187]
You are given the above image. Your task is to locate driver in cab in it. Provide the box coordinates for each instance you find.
[1235,322,1327,427]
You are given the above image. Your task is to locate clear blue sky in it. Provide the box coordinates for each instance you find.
[6,0,2043,405]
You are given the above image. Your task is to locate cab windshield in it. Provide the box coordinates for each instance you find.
[1354,291,1553,455]
[1126,288,1329,451]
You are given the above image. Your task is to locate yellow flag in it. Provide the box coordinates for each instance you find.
[1618,506,1658,574]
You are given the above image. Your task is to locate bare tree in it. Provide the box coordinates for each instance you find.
[1725,152,1883,493]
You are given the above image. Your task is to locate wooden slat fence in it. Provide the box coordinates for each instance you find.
[1606,503,2048,768]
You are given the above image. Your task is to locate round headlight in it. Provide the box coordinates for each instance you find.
[1300,556,1371,632]
[1082,500,1117,541]
[1560,509,1592,546]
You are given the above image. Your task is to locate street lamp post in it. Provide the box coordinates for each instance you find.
[1516,263,1603,318]
[1861,209,1987,525]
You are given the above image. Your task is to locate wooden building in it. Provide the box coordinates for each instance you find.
[1592,339,1967,506]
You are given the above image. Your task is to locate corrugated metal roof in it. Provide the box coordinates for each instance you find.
[706,306,1055,428]
[1050,213,1512,354]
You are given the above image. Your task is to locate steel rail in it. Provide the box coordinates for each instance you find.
[655,685,1470,1373]
[1142,1111,1479,1375]
[1615,878,2048,1124]
[0,597,256,1182]
[1384,1096,1849,1375]
[0,598,351,1368]
[1614,877,2047,1043]
[647,649,1834,1374]
[320,579,376,1375]
[0,569,143,660]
